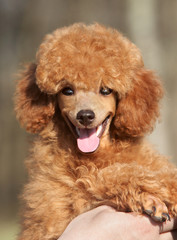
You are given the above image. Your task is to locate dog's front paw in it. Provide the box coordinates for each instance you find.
[142,194,170,222]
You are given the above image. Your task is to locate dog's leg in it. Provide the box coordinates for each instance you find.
[76,163,177,223]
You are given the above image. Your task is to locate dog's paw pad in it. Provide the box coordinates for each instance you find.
[142,195,170,222]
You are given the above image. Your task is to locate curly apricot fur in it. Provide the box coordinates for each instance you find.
[15,23,177,240]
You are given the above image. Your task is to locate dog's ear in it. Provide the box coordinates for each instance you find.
[113,69,164,138]
[15,63,55,133]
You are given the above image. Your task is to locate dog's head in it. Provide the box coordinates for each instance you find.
[15,23,163,154]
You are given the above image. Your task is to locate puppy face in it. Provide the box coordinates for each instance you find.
[58,81,116,153]
[15,24,163,146]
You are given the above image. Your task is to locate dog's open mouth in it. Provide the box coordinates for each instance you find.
[67,115,110,153]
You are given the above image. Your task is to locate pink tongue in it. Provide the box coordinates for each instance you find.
[77,128,100,153]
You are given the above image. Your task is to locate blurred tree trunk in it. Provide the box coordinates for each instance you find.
[127,0,177,164]
[156,0,177,163]
[0,0,29,217]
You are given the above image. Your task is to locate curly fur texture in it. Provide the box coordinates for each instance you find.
[15,23,177,240]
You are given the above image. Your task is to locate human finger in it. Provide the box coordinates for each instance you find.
[160,218,177,233]
[160,230,177,240]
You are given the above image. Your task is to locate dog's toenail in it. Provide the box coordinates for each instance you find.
[162,213,171,221]
[152,206,156,213]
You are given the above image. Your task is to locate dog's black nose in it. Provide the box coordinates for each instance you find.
[76,110,95,126]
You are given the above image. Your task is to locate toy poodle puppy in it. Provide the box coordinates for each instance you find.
[15,23,177,240]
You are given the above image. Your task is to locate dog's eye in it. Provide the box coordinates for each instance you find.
[61,87,74,96]
[100,87,113,95]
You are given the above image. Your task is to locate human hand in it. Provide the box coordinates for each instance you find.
[58,206,177,240]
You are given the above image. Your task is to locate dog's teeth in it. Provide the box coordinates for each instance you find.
[96,124,102,137]
[76,127,80,136]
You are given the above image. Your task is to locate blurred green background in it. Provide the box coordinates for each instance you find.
[0,0,177,239]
